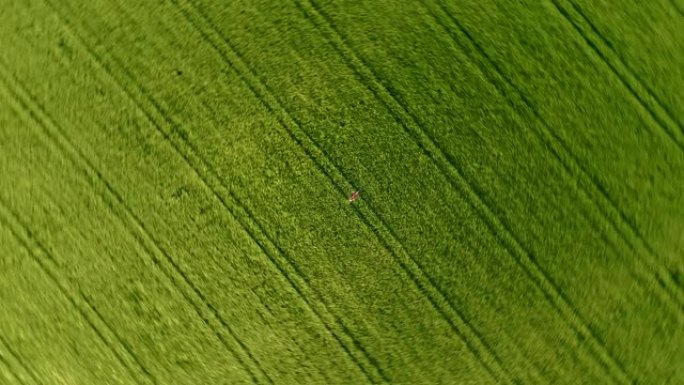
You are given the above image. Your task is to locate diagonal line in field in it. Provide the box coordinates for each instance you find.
[173,0,523,382]
[554,0,683,141]
[42,0,378,383]
[0,354,27,385]
[300,0,567,383]
[670,0,684,18]
[428,0,684,332]
[0,56,265,385]
[114,0,388,381]
[0,334,41,385]
[409,2,638,384]
[548,0,684,307]
[0,196,154,385]
[427,6,684,384]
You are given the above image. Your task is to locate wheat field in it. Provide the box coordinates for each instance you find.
[1,0,683,384]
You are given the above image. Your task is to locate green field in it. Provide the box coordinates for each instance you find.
[1,0,683,384]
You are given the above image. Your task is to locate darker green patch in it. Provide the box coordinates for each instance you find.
[172,125,189,141]
[57,37,73,59]
[672,270,684,289]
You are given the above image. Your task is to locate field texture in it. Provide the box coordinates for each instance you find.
[1,0,683,384]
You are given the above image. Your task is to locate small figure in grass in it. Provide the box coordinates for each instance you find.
[348,190,361,203]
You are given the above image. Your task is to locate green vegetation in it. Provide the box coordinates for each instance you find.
[1,0,682,384]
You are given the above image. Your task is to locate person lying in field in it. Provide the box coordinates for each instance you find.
[348,190,360,203]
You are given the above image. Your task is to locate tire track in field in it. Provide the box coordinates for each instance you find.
[549,0,684,304]
[298,0,557,383]
[421,3,637,385]
[1,34,269,385]
[175,0,513,383]
[0,357,28,385]
[0,359,22,385]
[119,0,386,381]
[95,0,382,382]
[171,2,421,382]
[428,0,684,317]
[0,352,23,385]
[0,361,27,385]
[301,9,539,385]
[0,335,39,385]
[42,0,374,383]
[553,0,684,149]
[0,197,153,385]
[668,0,684,19]
[430,0,684,378]
[301,0,647,383]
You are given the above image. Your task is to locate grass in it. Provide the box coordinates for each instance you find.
[0,0,683,384]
